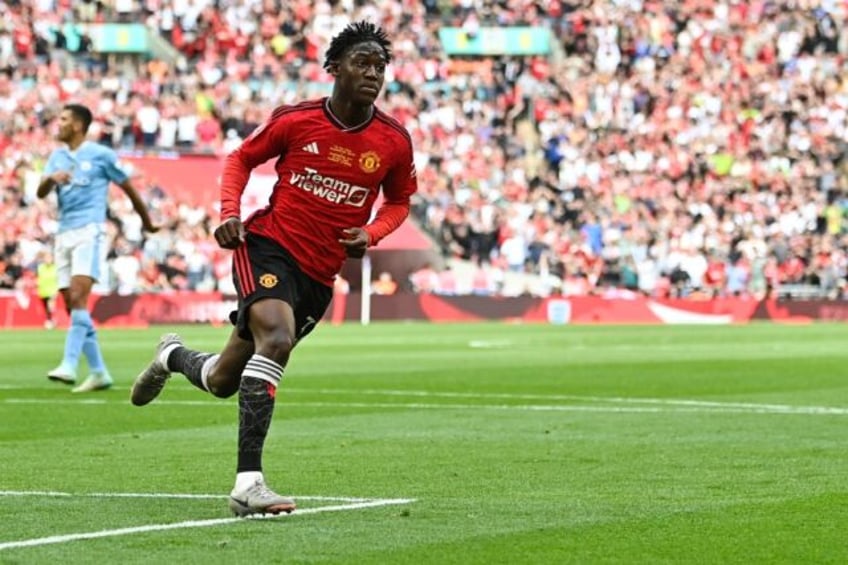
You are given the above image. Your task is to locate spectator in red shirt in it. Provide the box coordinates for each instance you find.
[703,251,728,297]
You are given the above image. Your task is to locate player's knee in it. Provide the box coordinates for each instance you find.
[66,291,88,309]
[207,374,239,398]
[256,331,294,365]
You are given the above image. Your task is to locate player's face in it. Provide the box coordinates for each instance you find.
[334,41,387,105]
[56,110,78,143]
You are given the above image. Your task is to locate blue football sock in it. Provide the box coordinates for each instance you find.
[83,326,107,374]
[63,309,93,370]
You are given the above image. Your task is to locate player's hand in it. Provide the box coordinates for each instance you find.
[214,217,246,250]
[142,222,160,234]
[51,171,73,185]
[339,227,370,258]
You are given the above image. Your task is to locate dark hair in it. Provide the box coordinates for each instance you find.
[64,103,93,133]
[323,20,392,70]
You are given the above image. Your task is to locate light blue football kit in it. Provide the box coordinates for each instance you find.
[45,141,129,379]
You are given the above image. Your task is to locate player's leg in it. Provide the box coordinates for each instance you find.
[130,326,254,406]
[46,234,76,384]
[228,296,298,517]
[66,274,112,392]
[68,225,112,392]
[40,294,56,329]
[174,327,255,397]
[227,234,329,516]
[229,258,332,517]
[78,225,110,385]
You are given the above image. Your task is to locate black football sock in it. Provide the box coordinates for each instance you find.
[167,347,215,392]
[237,355,284,473]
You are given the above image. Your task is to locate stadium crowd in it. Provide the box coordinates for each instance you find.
[1,0,848,299]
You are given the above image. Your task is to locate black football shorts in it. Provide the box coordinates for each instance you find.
[229,232,332,342]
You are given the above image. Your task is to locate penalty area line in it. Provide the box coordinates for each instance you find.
[0,498,415,551]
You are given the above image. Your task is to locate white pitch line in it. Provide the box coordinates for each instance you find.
[0,491,369,502]
[3,385,847,415]
[3,397,848,415]
[283,401,848,415]
[0,498,414,551]
[288,387,848,415]
[468,340,513,348]
[287,387,842,412]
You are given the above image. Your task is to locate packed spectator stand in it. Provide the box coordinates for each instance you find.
[1,0,847,301]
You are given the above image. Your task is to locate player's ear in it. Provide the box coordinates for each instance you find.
[326,61,340,76]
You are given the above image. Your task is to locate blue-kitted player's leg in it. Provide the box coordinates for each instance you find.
[48,224,112,392]
[46,229,78,384]
[70,225,112,392]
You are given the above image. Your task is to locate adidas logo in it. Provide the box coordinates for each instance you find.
[302,142,319,154]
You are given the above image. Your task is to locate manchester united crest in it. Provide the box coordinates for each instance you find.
[259,273,278,288]
[358,150,381,173]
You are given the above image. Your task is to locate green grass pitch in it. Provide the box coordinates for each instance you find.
[1,322,847,564]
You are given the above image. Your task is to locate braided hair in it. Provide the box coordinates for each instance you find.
[323,20,392,70]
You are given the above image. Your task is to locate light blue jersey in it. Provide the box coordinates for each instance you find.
[44,141,129,232]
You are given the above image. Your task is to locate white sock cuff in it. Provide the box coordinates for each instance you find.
[157,343,181,368]
[200,354,220,392]
[234,471,263,493]
[242,354,284,387]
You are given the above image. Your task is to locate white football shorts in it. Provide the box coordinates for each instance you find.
[54,223,108,289]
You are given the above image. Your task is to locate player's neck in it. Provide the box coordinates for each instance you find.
[327,97,373,130]
[66,137,86,151]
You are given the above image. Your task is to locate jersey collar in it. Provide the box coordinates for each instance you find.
[322,97,374,133]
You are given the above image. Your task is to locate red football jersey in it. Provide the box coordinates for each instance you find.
[220,98,418,286]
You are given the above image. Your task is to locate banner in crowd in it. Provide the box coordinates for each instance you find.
[1,291,837,329]
[438,27,551,55]
[87,24,149,53]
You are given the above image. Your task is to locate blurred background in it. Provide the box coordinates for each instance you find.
[1,0,847,326]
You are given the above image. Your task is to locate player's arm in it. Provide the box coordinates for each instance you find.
[104,151,159,233]
[339,159,417,258]
[117,179,160,233]
[216,114,289,249]
[339,137,418,258]
[36,154,71,198]
[37,172,72,198]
